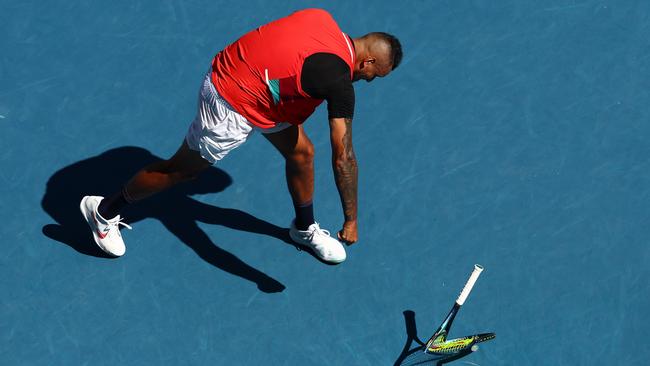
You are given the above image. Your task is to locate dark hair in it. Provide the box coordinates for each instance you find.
[371,32,403,70]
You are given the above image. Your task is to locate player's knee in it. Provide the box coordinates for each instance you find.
[290,143,314,166]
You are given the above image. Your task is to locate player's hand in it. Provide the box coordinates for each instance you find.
[337,220,358,245]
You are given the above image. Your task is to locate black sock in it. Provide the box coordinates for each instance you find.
[293,201,314,230]
[97,187,134,219]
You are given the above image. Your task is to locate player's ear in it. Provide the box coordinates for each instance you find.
[361,57,375,68]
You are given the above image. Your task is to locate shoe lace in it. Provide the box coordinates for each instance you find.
[107,218,132,236]
[307,222,330,241]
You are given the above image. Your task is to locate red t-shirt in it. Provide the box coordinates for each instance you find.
[211,9,355,128]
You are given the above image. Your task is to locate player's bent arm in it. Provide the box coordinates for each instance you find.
[329,117,358,222]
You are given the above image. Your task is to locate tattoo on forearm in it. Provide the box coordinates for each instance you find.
[333,118,358,221]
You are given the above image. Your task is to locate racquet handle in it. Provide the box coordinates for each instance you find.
[456,264,484,305]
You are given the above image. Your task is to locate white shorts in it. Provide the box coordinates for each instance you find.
[185,72,292,164]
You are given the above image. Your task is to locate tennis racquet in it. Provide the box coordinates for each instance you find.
[399,264,495,365]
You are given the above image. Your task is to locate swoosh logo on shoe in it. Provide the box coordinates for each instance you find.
[97,229,109,239]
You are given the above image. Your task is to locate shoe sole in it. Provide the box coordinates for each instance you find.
[80,196,124,257]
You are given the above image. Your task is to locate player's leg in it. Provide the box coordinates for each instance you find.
[98,140,212,219]
[263,125,346,264]
[262,124,315,222]
[81,69,252,257]
[122,140,210,203]
[80,140,212,257]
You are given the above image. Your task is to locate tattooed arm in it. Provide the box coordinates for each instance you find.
[329,117,358,244]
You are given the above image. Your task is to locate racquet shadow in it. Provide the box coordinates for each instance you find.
[394,310,427,366]
[41,146,294,293]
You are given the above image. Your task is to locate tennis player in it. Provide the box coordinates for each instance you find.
[80,8,402,263]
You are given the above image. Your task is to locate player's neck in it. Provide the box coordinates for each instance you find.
[351,38,368,61]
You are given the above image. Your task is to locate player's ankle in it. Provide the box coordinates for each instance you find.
[293,200,314,230]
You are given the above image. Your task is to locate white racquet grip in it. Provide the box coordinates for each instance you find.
[456,264,484,305]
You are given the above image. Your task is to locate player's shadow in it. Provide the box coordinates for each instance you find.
[41,146,292,293]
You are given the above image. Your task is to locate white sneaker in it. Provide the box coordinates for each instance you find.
[289,221,346,264]
[80,196,131,257]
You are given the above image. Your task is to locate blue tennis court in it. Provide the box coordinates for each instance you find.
[2,1,649,365]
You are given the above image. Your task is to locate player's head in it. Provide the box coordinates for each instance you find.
[352,32,402,82]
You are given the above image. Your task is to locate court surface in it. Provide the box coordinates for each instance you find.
[2,1,649,365]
